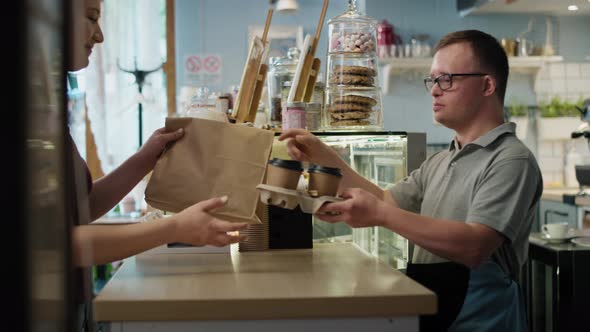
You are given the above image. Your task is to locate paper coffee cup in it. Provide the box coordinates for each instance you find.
[265,158,303,190]
[307,165,342,197]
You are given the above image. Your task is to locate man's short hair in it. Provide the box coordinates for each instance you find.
[434,30,509,104]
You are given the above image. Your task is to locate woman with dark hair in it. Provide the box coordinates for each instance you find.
[69,2,247,330]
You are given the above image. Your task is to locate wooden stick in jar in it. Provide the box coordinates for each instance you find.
[241,9,273,122]
[243,64,268,123]
[311,0,329,55]
[261,9,273,43]
[233,9,273,123]
[293,0,329,101]
[303,57,321,102]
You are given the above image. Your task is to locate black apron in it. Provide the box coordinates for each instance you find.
[406,262,470,332]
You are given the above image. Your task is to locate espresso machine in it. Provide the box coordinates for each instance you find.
[570,99,590,193]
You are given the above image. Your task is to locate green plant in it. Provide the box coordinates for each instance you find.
[508,104,528,117]
[538,96,584,118]
[506,99,528,117]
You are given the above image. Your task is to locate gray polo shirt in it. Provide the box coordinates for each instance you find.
[389,122,542,277]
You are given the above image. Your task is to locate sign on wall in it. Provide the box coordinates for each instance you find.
[183,54,223,86]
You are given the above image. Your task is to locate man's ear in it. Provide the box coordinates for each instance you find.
[483,75,496,97]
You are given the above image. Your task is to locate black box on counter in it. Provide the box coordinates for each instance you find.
[268,205,312,249]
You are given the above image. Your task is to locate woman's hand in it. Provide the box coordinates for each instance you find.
[172,196,248,247]
[138,127,184,170]
[278,129,342,167]
[315,188,387,228]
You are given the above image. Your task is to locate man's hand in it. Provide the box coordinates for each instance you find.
[138,127,184,169]
[316,188,387,228]
[278,129,342,167]
[172,197,248,247]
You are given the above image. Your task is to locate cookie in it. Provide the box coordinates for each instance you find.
[328,103,373,113]
[330,119,372,127]
[333,65,376,77]
[330,74,374,86]
[333,95,377,107]
[330,111,371,120]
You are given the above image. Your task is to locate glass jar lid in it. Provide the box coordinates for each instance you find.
[286,101,306,109]
[269,47,301,71]
[328,0,377,27]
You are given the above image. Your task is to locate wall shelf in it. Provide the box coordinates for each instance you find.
[378,55,564,94]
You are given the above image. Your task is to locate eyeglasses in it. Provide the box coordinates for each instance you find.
[424,73,487,92]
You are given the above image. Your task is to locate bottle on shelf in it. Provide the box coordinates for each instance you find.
[183,87,228,123]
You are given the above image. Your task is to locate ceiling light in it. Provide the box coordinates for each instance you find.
[568,5,579,11]
[276,0,299,14]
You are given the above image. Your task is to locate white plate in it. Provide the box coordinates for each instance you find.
[540,233,574,244]
[571,237,590,248]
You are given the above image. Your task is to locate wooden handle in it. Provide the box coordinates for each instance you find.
[293,53,313,101]
[294,0,328,101]
[311,0,329,54]
[234,57,261,121]
[261,9,273,43]
[241,64,268,123]
[233,10,273,121]
[303,58,321,103]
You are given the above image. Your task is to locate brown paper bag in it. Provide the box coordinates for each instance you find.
[144,117,274,224]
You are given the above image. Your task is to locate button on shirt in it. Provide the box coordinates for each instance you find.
[389,122,543,277]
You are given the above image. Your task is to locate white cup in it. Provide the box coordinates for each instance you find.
[542,222,569,238]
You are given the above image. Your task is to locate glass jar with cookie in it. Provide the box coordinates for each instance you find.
[324,0,383,131]
[324,86,382,130]
[328,0,376,55]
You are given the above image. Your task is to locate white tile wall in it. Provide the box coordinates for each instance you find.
[551,79,567,94]
[553,141,564,157]
[539,157,563,172]
[535,62,590,103]
[539,142,553,157]
[566,64,581,78]
[549,63,566,78]
[543,172,555,184]
[533,62,590,187]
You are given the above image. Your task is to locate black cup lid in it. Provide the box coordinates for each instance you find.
[268,158,303,171]
[308,164,342,177]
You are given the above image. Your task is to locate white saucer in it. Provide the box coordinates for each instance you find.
[571,237,590,248]
[540,233,573,244]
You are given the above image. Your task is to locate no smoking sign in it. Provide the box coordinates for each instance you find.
[183,54,223,85]
[203,55,221,73]
[185,55,202,73]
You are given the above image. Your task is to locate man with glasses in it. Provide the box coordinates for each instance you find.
[279,30,542,332]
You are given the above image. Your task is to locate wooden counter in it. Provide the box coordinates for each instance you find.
[93,243,436,323]
[542,188,590,206]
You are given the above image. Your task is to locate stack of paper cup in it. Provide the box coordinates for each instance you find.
[238,202,269,252]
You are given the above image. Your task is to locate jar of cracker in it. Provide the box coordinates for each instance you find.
[324,0,383,131]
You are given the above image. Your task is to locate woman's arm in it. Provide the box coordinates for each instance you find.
[88,127,183,220]
[73,197,247,267]
[88,151,152,220]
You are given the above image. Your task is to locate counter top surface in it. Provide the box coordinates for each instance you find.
[541,188,590,205]
[530,232,590,252]
[93,243,436,321]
